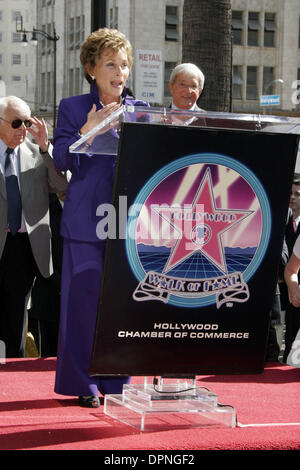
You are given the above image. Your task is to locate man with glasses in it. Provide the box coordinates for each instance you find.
[0,96,67,358]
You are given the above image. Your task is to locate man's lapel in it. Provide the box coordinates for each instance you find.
[19,142,34,174]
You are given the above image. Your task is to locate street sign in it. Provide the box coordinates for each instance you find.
[260,94,280,106]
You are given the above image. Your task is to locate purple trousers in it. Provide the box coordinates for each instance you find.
[55,239,130,396]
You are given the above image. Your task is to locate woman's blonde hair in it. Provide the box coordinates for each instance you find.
[80,28,133,84]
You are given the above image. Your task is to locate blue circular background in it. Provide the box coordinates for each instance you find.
[125,153,271,308]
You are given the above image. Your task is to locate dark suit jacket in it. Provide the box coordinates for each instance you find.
[279,208,300,310]
[29,194,63,322]
[285,208,300,257]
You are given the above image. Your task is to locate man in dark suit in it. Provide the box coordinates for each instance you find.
[0,96,67,358]
[286,176,300,248]
[28,192,65,357]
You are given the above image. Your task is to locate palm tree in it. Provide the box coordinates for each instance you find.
[182,0,232,112]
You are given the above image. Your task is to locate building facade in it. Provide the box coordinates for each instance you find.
[231,0,300,114]
[35,0,91,121]
[0,0,36,105]
[1,0,300,121]
[106,0,184,105]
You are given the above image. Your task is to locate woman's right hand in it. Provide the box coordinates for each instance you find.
[80,102,120,135]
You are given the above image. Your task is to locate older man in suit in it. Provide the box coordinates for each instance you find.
[0,96,67,358]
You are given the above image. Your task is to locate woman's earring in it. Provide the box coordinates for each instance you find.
[90,75,95,80]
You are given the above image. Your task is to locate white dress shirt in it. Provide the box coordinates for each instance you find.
[171,102,198,111]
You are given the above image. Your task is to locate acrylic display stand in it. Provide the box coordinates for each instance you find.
[70,107,300,431]
[104,377,236,431]
[69,105,300,156]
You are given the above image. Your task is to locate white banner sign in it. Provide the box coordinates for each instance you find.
[135,50,163,103]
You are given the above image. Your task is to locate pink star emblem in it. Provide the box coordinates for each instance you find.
[154,168,252,274]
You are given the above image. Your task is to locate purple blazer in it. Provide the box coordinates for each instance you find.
[53,84,149,242]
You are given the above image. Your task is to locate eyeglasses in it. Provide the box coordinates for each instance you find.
[0,116,32,129]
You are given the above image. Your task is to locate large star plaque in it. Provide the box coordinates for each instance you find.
[153,168,253,274]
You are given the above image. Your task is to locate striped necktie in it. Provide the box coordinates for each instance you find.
[5,147,22,235]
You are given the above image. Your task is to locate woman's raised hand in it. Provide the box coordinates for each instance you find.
[80,103,120,135]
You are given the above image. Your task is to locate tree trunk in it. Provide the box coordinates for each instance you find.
[182,0,232,112]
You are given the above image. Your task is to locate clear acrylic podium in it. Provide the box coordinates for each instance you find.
[70,106,300,431]
[70,104,300,156]
[104,376,236,431]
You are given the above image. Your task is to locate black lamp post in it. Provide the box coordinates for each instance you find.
[16,16,60,127]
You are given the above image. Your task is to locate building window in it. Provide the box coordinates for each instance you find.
[41,73,46,106]
[74,67,81,95]
[12,76,21,81]
[248,12,261,46]
[12,11,22,22]
[12,32,22,42]
[164,61,177,97]
[46,24,54,54]
[47,71,51,104]
[232,11,244,45]
[69,68,74,96]
[264,13,276,47]
[41,24,53,54]
[165,6,179,41]
[263,67,275,94]
[297,69,300,106]
[246,66,258,100]
[69,17,74,49]
[75,16,84,49]
[12,54,21,65]
[40,25,46,54]
[232,65,243,99]
[110,7,118,29]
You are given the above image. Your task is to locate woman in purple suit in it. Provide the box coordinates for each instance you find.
[53,28,149,407]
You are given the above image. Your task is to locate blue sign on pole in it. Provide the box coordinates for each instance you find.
[260,94,280,106]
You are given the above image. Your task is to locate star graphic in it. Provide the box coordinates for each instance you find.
[153,167,253,274]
